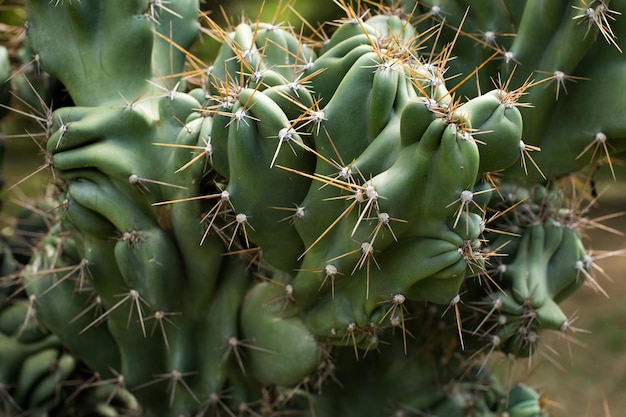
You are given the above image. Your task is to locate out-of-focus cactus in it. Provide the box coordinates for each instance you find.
[0,0,623,416]
[0,279,141,416]
[0,125,139,416]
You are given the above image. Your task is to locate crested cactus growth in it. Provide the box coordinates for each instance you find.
[0,0,624,416]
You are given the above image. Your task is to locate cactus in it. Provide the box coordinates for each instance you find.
[0,0,624,416]
[0,97,139,417]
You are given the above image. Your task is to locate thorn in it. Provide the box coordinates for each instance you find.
[221,336,276,376]
[134,369,200,407]
[442,294,465,350]
[378,294,410,354]
[519,140,546,179]
[80,289,150,337]
[144,310,181,351]
[128,173,187,192]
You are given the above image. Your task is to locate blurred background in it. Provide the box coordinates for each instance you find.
[0,1,624,416]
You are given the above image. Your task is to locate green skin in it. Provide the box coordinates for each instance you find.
[411,0,626,181]
[25,0,199,108]
[9,1,618,416]
[0,241,86,414]
[22,1,225,415]
[470,184,591,358]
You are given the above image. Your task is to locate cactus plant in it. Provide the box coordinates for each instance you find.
[0,0,624,416]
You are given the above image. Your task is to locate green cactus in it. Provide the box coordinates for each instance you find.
[0,0,623,416]
[0,155,138,417]
[0,288,141,416]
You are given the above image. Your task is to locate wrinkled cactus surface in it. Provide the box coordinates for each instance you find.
[0,0,624,416]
